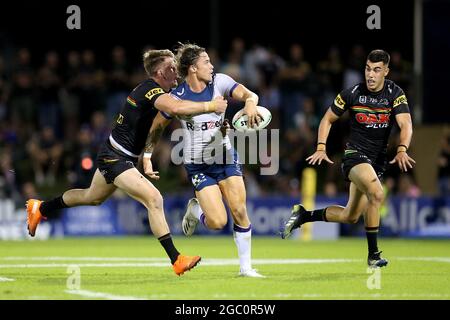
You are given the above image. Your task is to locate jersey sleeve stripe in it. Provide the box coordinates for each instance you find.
[160,111,173,120]
[127,96,138,107]
[170,93,181,100]
[229,82,239,98]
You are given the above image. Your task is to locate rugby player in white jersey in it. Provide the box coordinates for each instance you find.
[145,43,265,277]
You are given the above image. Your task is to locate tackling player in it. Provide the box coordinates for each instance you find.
[26,49,227,276]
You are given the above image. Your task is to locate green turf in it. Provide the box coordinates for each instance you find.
[0,236,449,300]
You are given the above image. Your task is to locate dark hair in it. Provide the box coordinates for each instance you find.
[175,42,206,79]
[142,49,174,77]
[367,49,390,65]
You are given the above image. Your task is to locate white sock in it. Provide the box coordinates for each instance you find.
[191,200,203,220]
[233,224,252,272]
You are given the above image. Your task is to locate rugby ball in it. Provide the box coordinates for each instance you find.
[232,106,272,132]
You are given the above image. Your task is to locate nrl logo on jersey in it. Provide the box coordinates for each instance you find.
[359,96,389,105]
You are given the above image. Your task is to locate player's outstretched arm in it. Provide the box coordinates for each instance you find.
[306,108,339,165]
[231,84,262,128]
[154,94,227,116]
[389,113,416,172]
[142,112,172,180]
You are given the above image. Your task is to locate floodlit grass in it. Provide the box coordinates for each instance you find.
[1,236,449,300]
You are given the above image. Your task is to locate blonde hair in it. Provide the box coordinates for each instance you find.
[142,49,174,77]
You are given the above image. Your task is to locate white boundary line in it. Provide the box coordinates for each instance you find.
[0,256,446,300]
[0,256,449,269]
[65,289,145,300]
[3,256,450,261]
[0,263,168,268]
[2,257,168,261]
[0,258,358,268]
[0,276,15,282]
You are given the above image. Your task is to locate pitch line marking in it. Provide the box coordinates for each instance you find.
[65,289,146,300]
[0,256,449,269]
[2,257,168,261]
[0,276,15,282]
[0,258,358,268]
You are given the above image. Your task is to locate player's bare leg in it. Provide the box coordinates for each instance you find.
[113,168,169,237]
[182,185,227,238]
[219,176,250,227]
[63,169,117,206]
[282,179,369,239]
[348,164,383,228]
[26,169,116,236]
[323,182,368,223]
[281,163,386,267]
[282,181,368,239]
[194,185,228,230]
[114,168,200,275]
[348,163,388,267]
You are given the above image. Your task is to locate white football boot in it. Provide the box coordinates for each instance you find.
[182,198,200,236]
[239,268,266,278]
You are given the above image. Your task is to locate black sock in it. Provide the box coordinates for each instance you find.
[40,196,69,218]
[302,207,328,223]
[365,227,379,256]
[158,233,180,264]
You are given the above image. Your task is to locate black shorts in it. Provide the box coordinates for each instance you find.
[96,141,138,184]
[341,149,386,182]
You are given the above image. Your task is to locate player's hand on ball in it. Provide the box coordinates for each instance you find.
[306,150,334,165]
[242,105,263,128]
[143,157,160,180]
[232,106,271,132]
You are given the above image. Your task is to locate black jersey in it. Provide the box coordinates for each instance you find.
[109,79,165,157]
[330,79,410,159]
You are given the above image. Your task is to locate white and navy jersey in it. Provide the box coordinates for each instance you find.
[169,73,239,164]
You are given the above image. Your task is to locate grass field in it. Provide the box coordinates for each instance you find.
[0,236,449,300]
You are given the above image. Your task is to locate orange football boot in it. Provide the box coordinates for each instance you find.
[26,199,46,237]
[172,254,201,276]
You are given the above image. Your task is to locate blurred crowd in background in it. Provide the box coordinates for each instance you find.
[0,38,448,207]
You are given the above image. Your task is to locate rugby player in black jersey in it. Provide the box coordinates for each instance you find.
[25,49,227,276]
[281,50,415,268]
